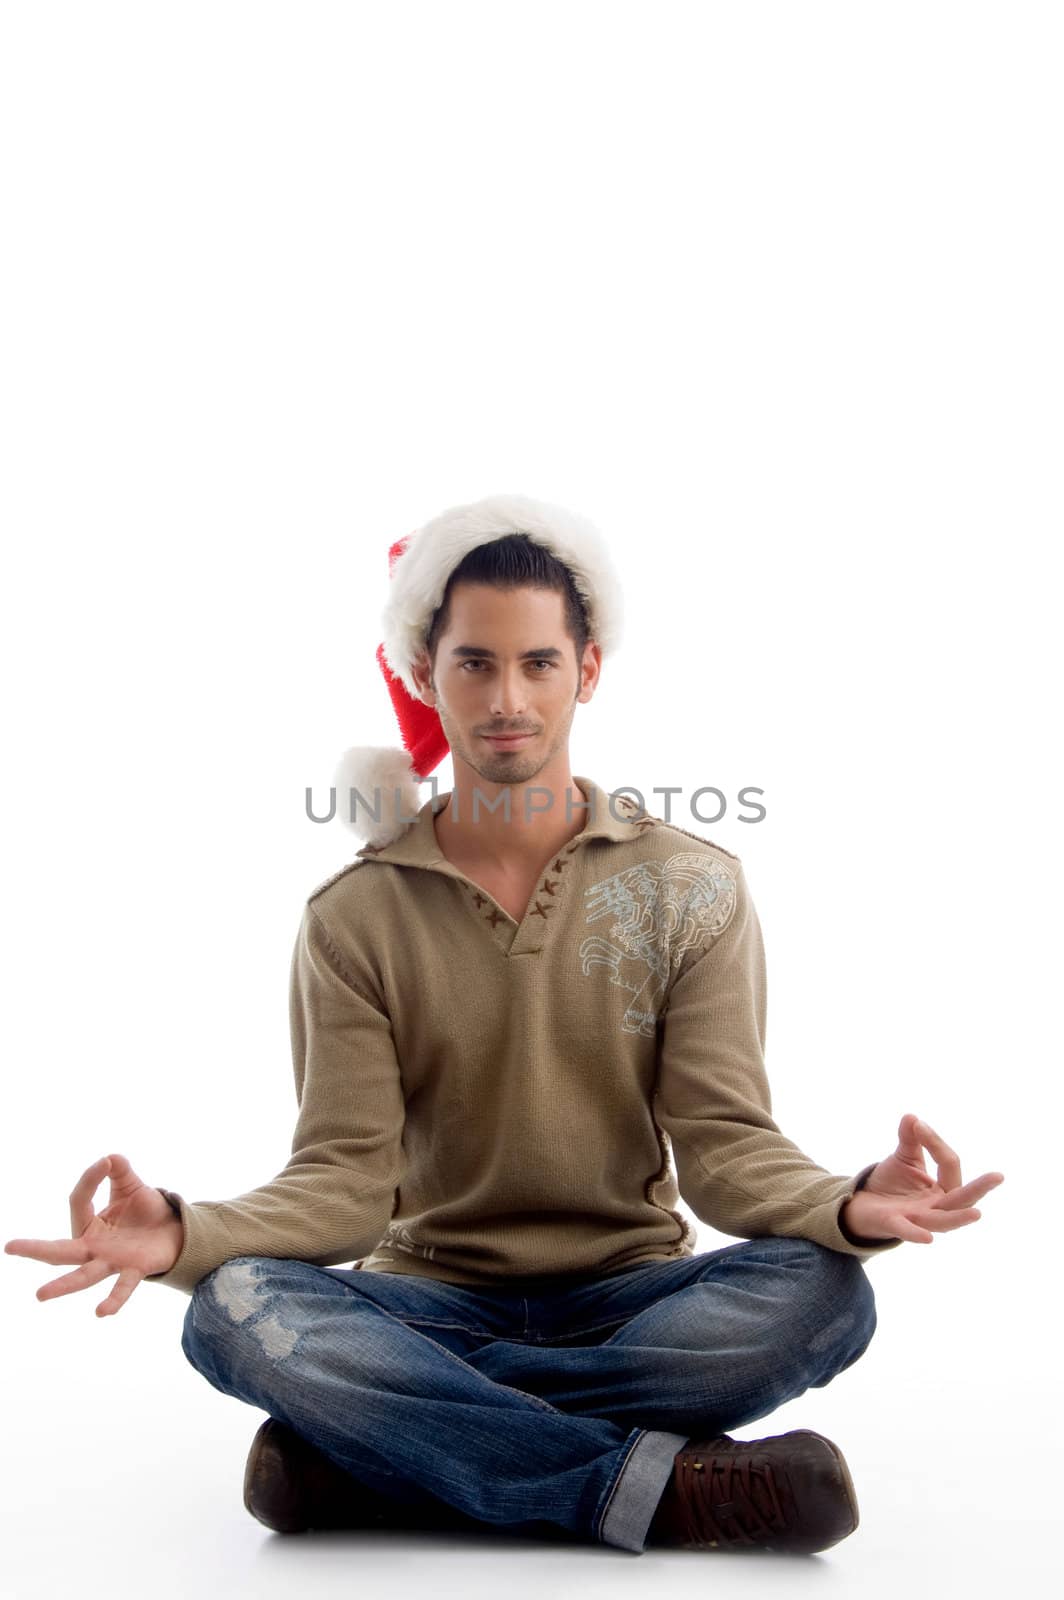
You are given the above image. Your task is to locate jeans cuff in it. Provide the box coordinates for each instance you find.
[598,1428,690,1552]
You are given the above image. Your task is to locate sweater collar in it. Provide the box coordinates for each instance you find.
[354,774,646,868]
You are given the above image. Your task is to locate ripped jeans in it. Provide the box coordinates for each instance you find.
[181,1235,877,1553]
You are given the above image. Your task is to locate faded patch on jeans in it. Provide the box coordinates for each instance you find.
[211,1260,262,1323]
[253,1313,299,1359]
[807,1308,856,1354]
[210,1260,299,1360]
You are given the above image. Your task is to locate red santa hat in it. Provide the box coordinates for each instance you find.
[333,492,624,847]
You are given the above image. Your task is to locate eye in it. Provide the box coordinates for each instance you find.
[459,659,554,672]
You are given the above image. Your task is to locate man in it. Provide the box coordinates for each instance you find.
[5,493,1004,1556]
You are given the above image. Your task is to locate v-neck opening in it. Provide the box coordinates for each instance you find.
[353,774,651,957]
[439,835,589,956]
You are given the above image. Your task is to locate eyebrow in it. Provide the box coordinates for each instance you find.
[449,645,564,660]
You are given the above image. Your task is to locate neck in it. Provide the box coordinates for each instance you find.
[434,754,589,868]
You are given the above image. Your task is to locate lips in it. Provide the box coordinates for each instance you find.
[482,732,535,746]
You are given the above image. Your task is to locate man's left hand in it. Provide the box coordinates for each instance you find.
[841,1113,1005,1244]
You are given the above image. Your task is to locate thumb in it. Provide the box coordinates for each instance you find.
[103,1152,141,1192]
[896,1113,927,1163]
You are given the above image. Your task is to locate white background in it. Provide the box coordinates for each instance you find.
[1,2,1059,1596]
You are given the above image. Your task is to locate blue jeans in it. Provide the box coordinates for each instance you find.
[181,1235,877,1553]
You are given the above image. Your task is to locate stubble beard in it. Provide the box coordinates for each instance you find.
[435,695,578,796]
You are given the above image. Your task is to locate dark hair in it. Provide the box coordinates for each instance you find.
[423,533,591,675]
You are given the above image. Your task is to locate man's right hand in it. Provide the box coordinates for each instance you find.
[4,1153,185,1316]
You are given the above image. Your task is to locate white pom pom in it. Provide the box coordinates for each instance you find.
[332,745,424,847]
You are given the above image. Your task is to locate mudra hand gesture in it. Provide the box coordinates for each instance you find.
[842,1113,1005,1244]
[4,1153,184,1316]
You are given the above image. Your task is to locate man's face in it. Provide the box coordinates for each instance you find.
[411,582,600,789]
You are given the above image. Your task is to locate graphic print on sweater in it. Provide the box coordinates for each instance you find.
[580,852,738,1037]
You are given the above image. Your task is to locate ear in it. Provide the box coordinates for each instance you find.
[409,649,436,705]
[576,640,602,704]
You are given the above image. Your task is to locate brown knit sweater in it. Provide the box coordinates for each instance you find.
[147,775,899,1295]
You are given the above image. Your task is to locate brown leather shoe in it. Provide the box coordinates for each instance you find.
[647,1429,860,1554]
[242,1418,481,1536]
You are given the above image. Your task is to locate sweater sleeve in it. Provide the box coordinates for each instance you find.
[143,901,406,1296]
[654,861,901,1262]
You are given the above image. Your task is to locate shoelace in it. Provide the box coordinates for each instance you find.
[677,1447,791,1548]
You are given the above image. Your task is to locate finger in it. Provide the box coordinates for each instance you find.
[5,1238,98,1267]
[927,1172,1004,1211]
[913,1118,962,1193]
[894,1114,934,1183]
[99,1151,138,1195]
[69,1155,112,1238]
[883,1209,935,1244]
[97,1267,143,1318]
[37,1259,112,1302]
[895,1113,927,1164]
[908,1205,982,1233]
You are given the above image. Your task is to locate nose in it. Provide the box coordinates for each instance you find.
[489,665,529,719]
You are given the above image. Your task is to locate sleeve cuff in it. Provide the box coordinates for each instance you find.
[834,1162,902,1255]
[143,1188,237,1296]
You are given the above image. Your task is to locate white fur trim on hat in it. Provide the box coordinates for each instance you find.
[379,492,624,698]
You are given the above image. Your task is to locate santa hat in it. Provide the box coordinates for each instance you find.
[333,492,624,847]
